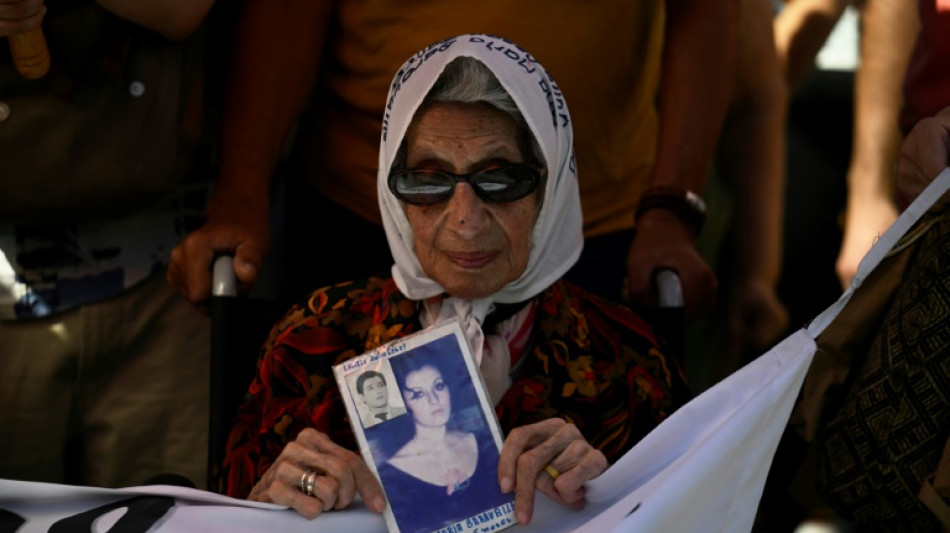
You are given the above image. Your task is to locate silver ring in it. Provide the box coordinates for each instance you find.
[305,470,317,497]
[300,469,317,496]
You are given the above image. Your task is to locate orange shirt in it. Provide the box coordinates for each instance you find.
[300,0,664,238]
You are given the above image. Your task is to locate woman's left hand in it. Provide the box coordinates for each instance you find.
[497,418,607,525]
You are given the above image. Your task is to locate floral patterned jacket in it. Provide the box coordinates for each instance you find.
[219,276,690,497]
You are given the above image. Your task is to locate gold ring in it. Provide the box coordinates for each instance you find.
[543,464,560,480]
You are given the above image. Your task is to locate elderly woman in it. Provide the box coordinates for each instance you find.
[220,34,690,525]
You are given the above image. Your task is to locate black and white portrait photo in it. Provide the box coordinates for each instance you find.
[347,363,408,429]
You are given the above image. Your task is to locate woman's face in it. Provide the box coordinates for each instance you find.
[402,102,541,300]
[401,364,451,428]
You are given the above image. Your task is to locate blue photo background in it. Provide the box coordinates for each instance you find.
[364,334,514,533]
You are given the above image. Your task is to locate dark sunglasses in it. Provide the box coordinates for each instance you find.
[388,164,543,206]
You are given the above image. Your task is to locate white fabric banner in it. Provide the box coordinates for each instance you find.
[0,333,815,533]
[3,170,948,532]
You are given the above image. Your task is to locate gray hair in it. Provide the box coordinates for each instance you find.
[392,56,545,171]
[427,56,523,119]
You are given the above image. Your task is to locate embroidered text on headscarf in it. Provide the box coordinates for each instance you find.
[382,35,571,144]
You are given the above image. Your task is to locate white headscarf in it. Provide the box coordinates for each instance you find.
[377,34,583,401]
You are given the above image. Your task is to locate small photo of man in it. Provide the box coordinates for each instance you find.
[354,366,407,429]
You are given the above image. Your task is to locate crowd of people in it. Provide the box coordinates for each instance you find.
[1,0,948,531]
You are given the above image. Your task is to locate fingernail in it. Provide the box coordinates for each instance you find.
[372,496,385,513]
[500,476,511,492]
[517,511,529,524]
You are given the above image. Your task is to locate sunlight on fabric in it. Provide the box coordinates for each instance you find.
[48,323,70,343]
[794,521,843,533]
[0,247,27,308]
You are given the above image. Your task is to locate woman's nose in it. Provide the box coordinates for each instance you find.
[447,183,488,237]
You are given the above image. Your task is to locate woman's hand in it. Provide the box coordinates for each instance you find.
[498,418,608,525]
[247,428,386,519]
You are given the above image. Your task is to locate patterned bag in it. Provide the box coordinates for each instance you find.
[816,212,950,530]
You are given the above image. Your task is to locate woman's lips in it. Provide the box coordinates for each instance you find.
[446,251,497,268]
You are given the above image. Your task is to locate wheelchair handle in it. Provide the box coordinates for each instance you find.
[212,255,238,297]
[655,268,683,309]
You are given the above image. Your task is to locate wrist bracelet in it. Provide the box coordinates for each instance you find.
[635,186,707,235]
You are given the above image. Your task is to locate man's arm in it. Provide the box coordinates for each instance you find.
[0,0,44,36]
[95,0,215,41]
[835,0,918,289]
[1,0,214,41]
[167,0,333,308]
[773,0,852,90]
[717,0,790,370]
[627,0,739,319]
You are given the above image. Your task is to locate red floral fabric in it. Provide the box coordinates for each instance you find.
[218,276,690,497]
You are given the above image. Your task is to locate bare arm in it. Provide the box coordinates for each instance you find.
[95,0,215,41]
[773,0,852,90]
[650,0,738,195]
[835,0,918,289]
[717,0,789,366]
[215,0,329,209]
[0,0,212,40]
[627,0,739,319]
[167,0,333,308]
[0,0,44,36]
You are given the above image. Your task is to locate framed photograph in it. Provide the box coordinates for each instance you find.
[334,318,516,533]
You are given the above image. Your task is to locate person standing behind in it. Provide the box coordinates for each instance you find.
[804,0,949,291]
[691,0,790,389]
[0,0,216,488]
[168,0,737,327]
[833,0,919,289]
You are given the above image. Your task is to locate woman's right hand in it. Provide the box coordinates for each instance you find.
[248,428,387,519]
[498,418,608,525]
[0,0,45,37]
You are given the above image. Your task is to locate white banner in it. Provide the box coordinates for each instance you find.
[0,332,815,533]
